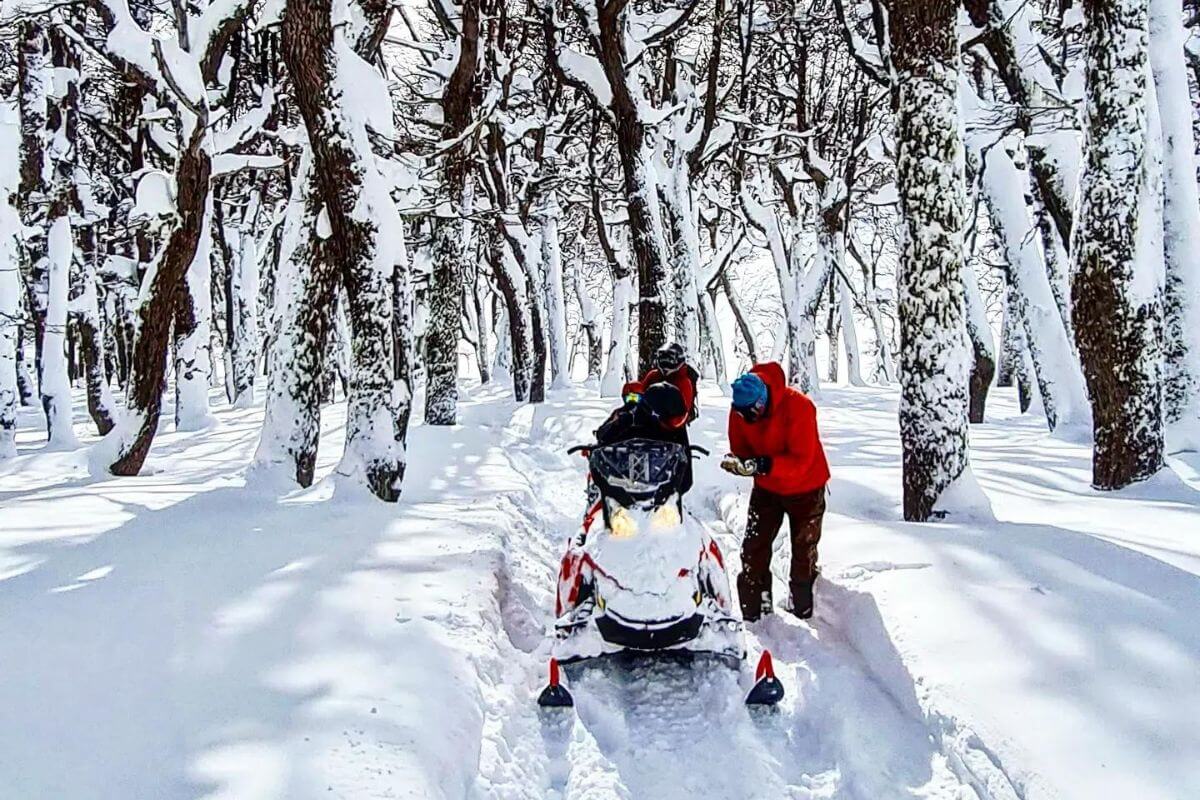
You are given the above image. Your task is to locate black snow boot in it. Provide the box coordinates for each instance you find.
[787,574,817,620]
[738,579,773,623]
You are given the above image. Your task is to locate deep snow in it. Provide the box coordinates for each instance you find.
[2,381,1198,799]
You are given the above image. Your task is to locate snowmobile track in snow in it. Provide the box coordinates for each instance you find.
[474,408,1018,800]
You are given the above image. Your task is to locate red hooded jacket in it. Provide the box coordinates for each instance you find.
[623,365,699,424]
[728,362,830,496]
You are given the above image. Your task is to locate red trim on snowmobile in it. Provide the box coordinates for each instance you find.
[582,500,602,533]
[708,540,725,569]
[755,650,776,682]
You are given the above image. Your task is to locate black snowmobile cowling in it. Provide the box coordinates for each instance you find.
[587,439,690,509]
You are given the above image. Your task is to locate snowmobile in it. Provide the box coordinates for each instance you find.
[537,438,784,708]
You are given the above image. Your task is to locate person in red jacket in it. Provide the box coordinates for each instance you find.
[622,343,700,422]
[721,362,830,621]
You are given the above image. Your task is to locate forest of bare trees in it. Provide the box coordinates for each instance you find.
[1,0,1198,518]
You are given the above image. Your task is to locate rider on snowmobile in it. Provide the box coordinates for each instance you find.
[580,381,694,532]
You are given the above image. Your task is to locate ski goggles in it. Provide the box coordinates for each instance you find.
[733,400,766,423]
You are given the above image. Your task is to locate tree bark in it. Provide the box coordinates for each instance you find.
[282,0,407,500]
[110,125,212,474]
[1149,0,1200,434]
[889,0,972,521]
[1071,0,1165,489]
[426,0,481,425]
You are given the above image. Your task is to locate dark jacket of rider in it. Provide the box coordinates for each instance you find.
[594,382,693,494]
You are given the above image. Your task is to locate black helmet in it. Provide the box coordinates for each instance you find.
[641,381,687,429]
[654,343,686,374]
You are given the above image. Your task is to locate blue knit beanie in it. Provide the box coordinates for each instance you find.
[731,372,768,412]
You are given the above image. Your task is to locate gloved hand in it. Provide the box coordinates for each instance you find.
[721,454,770,477]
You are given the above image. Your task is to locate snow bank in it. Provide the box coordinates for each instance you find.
[4,382,1198,799]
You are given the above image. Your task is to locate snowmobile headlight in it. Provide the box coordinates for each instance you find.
[608,506,638,539]
[651,504,681,529]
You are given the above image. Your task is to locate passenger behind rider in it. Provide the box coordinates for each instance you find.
[622,343,700,423]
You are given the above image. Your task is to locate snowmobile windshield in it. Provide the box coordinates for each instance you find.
[588,439,688,509]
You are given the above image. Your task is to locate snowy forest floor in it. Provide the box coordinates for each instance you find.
[2,383,1199,800]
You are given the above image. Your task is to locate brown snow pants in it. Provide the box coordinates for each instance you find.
[737,485,826,620]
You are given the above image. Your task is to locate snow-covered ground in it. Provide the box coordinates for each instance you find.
[2,383,1198,799]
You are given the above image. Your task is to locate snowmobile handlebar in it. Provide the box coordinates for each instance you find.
[568,443,710,458]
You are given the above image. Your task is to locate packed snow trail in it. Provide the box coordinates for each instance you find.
[483,392,978,800]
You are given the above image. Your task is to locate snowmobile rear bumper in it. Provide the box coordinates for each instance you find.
[595,610,704,650]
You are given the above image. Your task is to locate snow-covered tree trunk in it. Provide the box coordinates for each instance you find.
[741,189,805,384]
[961,259,995,422]
[426,0,480,425]
[38,25,81,450]
[42,216,78,448]
[174,196,216,431]
[539,183,570,390]
[107,124,213,474]
[392,230,415,442]
[282,0,407,500]
[889,0,972,521]
[661,155,702,363]
[0,102,19,458]
[228,213,260,408]
[1149,0,1200,443]
[253,164,336,487]
[518,230,549,407]
[1071,0,1166,489]
[75,244,116,435]
[568,255,602,383]
[799,223,839,393]
[838,277,867,387]
[826,285,840,383]
[997,287,1018,388]
[850,246,897,384]
[981,143,1092,433]
[602,275,635,397]
[489,224,533,401]
[468,275,491,384]
[699,288,729,388]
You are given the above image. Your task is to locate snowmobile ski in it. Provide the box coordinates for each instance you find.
[537,658,574,708]
[745,650,785,706]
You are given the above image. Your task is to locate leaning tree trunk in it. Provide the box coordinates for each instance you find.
[282,0,406,500]
[889,0,971,521]
[981,143,1091,432]
[108,126,212,475]
[1149,0,1200,436]
[1071,0,1165,489]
